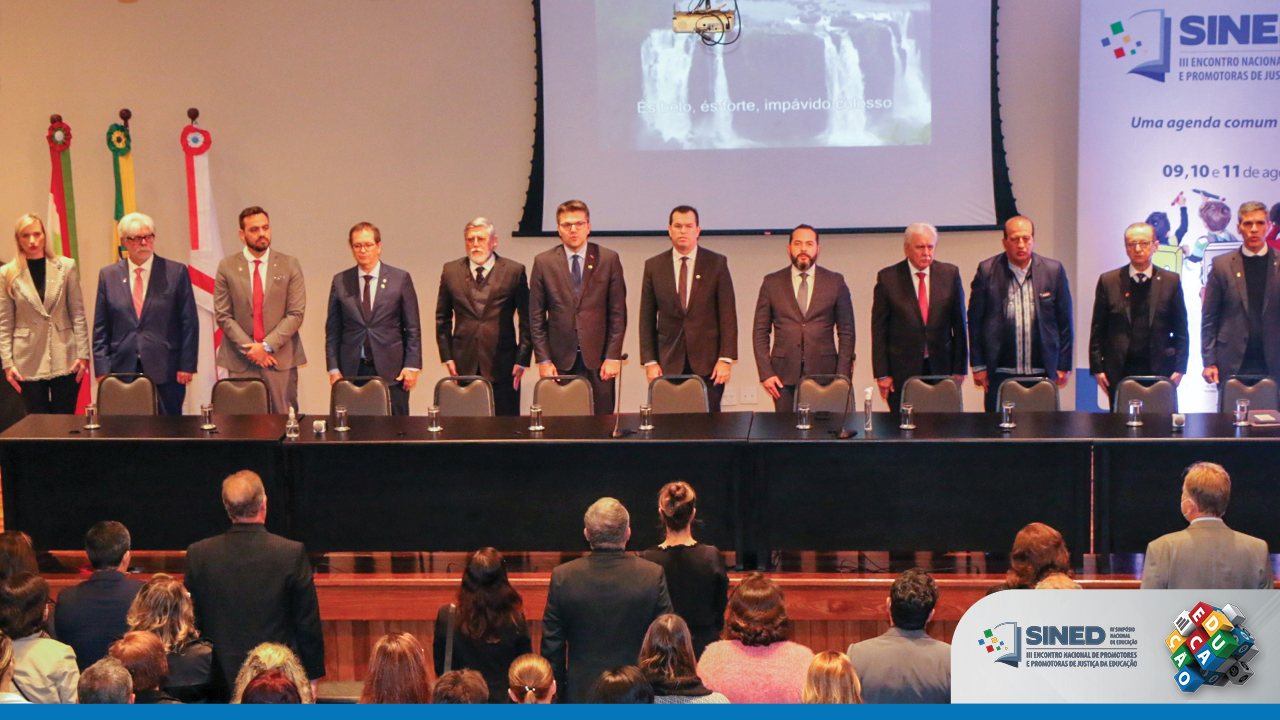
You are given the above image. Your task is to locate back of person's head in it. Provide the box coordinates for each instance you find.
[589,666,654,704]
[1182,462,1231,517]
[1035,574,1082,589]
[241,669,301,704]
[1006,522,1071,589]
[723,572,789,646]
[85,521,130,570]
[360,632,431,704]
[802,651,863,704]
[0,531,37,583]
[432,669,489,704]
[78,656,134,704]
[456,547,525,641]
[507,653,555,704]
[889,568,938,631]
[232,642,313,703]
[1199,200,1231,232]
[1145,211,1171,240]
[222,470,266,521]
[657,481,697,533]
[584,497,629,549]
[0,572,48,638]
[127,573,199,651]
[109,631,168,692]
[638,614,699,689]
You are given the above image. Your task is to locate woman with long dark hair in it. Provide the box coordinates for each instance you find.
[638,614,727,704]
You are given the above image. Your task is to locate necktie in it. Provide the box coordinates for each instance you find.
[362,274,375,359]
[133,267,145,318]
[475,266,485,285]
[571,254,582,294]
[797,272,810,316]
[917,271,929,325]
[678,256,689,310]
[252,260,265,343]
[1135,274,1148,284]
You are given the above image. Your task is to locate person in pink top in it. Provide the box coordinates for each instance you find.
[696,573,814,703]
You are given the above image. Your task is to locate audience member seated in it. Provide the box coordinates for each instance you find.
[803,651,863,704]
[506,653,555,704]
[1141,462,1273,589]
[54,521,144,670]
[77,657,132,704]
[542,497,673,703]
[846,568,950,704]
[433,548,531,703]
[108,631,180,704]
[1,632,30,704]
[697,572,814,704]
[638,614,728,704]
[590,666,655,704]
[231,642,313,704]
[641,482,729,658]
[126,573,214,702]
[432,669,489,704]
[240,669,301,704]
[360,632,431,704]
[0,531,38,583]
[0,572,78,703]
[1004,522,1073,590]
[1036,574,1082,589]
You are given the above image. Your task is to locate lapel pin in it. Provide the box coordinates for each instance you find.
[588,265,594,270]
[1238,272,1242,278]
[696,275,701,279]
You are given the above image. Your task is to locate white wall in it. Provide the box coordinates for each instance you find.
[0,0,1081,414]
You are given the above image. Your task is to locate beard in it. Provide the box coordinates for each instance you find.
[790,254,814,271]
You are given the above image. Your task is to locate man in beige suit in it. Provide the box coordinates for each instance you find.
[1140,462,1272,589]
[214,207,306,413]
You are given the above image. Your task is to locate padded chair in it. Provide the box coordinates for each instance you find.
[794,374,852,413]
[533,375,594,416]
[996,377,1060,411]
[330,376,392,416]
[1113,376,1177,414]
[1219,375,1279,412]
[899,375,962,412]
[96,374,157,415]
[434,376,495,417]
[648,375,709,414]
[210,378,271,414]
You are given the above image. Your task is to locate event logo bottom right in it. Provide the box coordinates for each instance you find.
[1166,602,1259,692]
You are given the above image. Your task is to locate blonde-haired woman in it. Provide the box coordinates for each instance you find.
[231,643,313,704]
[506,654,555,704]
[126,574,213,702]
[0,214,89,413]
[802,651,863,704]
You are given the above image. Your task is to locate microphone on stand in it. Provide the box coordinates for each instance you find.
[829,378,857,438]
[611,353,634,438]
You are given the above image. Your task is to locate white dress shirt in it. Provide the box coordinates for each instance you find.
[910,263,931,301]
[1128,265,1153,282]
[469,254,497,280]
[1242,244,1269,258]
[790,263,816,301]
[126,254,155,301]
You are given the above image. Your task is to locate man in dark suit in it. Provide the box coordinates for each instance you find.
[92,213,199,415]
[1141,462,1272,589]
[1089,222,1189,407]
[639,206,737,411]
[54,521,144,670]
[752,224,855,411]
[871,223,968,412]
[969,216,1074,412]
[185,471,324,699]
[435,218,532,416]
[326,222,422,416]
[541,498,673,703]
[1202,201,1280,385]
[529,200,627,415]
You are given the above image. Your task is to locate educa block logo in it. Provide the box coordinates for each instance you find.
[1100,9,1173,82]
[977,621,1021,667]
[1166,602,1259,692]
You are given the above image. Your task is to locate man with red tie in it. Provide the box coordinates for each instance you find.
[214,207,306,413]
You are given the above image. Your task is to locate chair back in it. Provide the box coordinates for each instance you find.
[96,374,157,415]
[331,376,392,416]
[434,376,495,417]
[533,376,594,416]
[794,374,852,413]
[1219,375,1279,412]
[899,375,962,412]
[1113,376,1177,414]
[648,375,709,413]
[211,378,271,414]
[996,377,1060,411]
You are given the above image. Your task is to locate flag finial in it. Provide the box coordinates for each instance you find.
[188,108,200,122]
[50,114,62,124]
[119,108,131,127]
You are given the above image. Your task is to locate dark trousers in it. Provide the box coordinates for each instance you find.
[984,370,1049,412]
[887,357,935,413]
[21,373,80,414]
[357,360,410,416]
[679,360,724,412]
[493,381,520,416]
[569,353,615,415]
[771,385,797,412]
[136,361,186,415]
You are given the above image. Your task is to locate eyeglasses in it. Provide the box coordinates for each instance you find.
[1125,241,1154,249]
[351,243,378,252]
[558,221,588,230]
[123,233,155,243]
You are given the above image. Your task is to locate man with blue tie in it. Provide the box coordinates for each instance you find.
[92,212,199,415]
[326,222,422,415]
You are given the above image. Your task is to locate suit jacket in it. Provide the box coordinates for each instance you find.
[752,265,855,383]
[1088,265,1188,382]
[0,256,90,380]
[53,569,145,670]
[528,243,627,371]
[11,634,79,704]
[871,260,968,386]
[1201,249,1280,376]
[968,252,1073,374]
[540,550,673,703]
[325,263,422,382]
[846,627,951,704]
[92,256,199,382]
[213,251,306,371]
[638,247,737,376]
[435,255,532,380]
[185,524,325,692]
[1140,517,1272,589]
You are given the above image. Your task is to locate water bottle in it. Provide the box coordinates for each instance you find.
[285,406,300,439]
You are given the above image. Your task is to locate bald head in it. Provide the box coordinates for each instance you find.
[222,470,266,522]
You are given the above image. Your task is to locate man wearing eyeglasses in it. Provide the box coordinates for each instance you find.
[1088,222,1188,408]
[92,212,199,414]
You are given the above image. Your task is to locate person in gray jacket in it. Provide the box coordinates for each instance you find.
[847,568,950,703]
